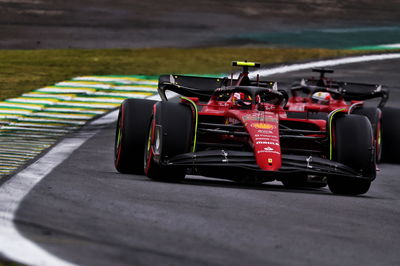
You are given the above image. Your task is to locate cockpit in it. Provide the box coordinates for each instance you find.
[211,86,288,111]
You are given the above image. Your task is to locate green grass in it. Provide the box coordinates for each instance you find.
[0,47,375,101]
[0,259,23,266]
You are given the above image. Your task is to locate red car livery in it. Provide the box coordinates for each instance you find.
[114,62,398,195]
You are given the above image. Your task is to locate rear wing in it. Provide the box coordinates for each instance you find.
[158,75,226,101]
[338,82,389,108]
[158,74,278,102]
[291,79,389,108]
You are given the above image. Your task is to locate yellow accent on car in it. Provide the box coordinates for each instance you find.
[180,97,198,152]
[232,61,261,67]
[329,108,346,160]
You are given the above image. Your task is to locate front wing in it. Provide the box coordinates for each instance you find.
[164,150,371,182]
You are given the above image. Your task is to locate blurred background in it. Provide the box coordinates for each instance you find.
[1,0,399,50]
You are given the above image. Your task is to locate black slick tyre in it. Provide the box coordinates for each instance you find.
[381,107,400,163]
[114,98,156,174]
[352,107,382,162]
[144,101,194,182]
[327,114,375,195]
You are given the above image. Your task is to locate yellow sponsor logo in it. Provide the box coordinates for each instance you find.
[251,123,275,130]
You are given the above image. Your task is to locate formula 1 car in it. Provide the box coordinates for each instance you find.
[286,68,400,164]
[115,62,377,195]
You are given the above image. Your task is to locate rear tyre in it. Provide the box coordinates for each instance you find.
[114,99,156,174]
[381,107,400,163]
[144,101,194,182]
[353,107,382,162]
[327,114,375,195]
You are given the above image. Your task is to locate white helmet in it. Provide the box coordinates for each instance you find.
[311,92,331,105]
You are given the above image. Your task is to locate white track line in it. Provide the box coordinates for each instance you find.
[0,110,118,266]
[1,53,400,266]
[249,53,400,78]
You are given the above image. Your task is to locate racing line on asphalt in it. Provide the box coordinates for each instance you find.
[1,53,400,266]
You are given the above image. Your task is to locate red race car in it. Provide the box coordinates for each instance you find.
[286,68,400,164]
[115,62,378,195]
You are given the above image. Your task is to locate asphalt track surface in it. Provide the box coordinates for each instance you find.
[10,58,400,266]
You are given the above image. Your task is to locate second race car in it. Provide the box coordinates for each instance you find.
[286,68,400,164]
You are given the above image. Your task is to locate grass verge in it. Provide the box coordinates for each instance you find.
[0,47,389,101]
[0,259,23,266]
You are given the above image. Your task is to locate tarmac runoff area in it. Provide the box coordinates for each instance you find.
[0,53,400,266]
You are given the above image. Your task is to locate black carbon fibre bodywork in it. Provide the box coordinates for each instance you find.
[164,150,367,182]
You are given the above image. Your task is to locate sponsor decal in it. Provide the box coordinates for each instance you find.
[255,134,269,137]
[264,146,274,151]
[256,130,274,134]
[251,123,275,130]
[242,115,278,122]
[268,158,273,164]
[255,134,278,138]
[242,115,264,121]
[255,137,273,141]
[256,141,279,146]
[290,105,305,111]
[226,117,241,124]
[255,136,279,140]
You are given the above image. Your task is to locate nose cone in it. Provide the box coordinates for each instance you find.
[242,113,282,171]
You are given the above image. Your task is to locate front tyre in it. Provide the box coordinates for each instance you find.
[327,114,375,195]
[144,101,194,182]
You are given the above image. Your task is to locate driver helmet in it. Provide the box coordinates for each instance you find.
[233,92,242,103]
[311,92,331,105]
[233,92,251,102]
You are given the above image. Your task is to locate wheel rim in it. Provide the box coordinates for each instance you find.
[114,106,124,165]
[376,121,382,162]
[144,117,154,174]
